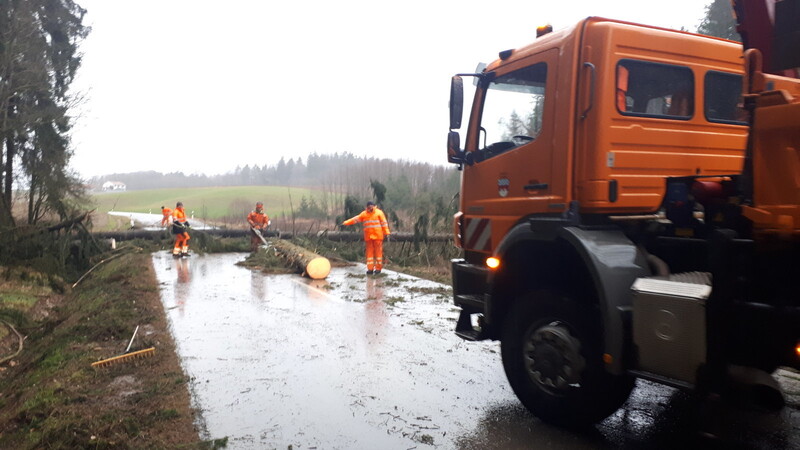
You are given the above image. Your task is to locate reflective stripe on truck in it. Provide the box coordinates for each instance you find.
[464,218,491,251]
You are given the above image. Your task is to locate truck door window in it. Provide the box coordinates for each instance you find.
[616,59,693,119]
[705,71,747,124]
[477,62,547,160]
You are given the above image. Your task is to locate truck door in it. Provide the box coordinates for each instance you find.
[461,49,558,250]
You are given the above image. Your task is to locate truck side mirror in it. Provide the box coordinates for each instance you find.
[447,131,464,164]
[449,76,464,130]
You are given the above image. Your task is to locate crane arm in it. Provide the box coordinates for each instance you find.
[732,0,800,77]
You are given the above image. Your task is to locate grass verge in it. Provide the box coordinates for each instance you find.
[0,253,207,449]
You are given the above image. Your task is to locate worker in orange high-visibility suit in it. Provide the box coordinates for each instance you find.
[247,201,270,252]
[160,206,172,227]
[172,201,191,257]
[342,201,391,274]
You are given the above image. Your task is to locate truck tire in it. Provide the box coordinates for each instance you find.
[501,290,634,426]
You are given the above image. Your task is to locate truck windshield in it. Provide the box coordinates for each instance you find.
[480,63,547,152]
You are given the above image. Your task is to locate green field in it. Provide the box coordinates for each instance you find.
[91,186,335,220]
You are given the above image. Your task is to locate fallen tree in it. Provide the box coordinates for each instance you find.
[268,238,331,280]
[0,211,108,279]
[92,229,450,242]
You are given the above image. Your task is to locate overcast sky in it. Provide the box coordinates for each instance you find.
[69,0,712,178]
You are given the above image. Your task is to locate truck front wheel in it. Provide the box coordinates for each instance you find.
[501,290,634,426]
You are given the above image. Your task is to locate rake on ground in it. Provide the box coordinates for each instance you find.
[91,325,156,369]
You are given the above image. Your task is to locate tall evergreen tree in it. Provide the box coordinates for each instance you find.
[285,158,295,185]
[369,179,386,205]
[697,0,741,41]
[0,0,89,225]
[500,111,527,141]
[275,157,288,185]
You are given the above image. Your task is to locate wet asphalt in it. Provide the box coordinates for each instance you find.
[152,252,800,450]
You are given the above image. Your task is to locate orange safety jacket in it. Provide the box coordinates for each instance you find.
[174,207,187,224]
[343,208,390,241]
[161,208,172,226]
[247,211,269,229]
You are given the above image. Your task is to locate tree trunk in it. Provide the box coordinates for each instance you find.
[27,175,36,224]
[0,135,15,226]
[269,238,331,280]
[90,229,449,242]
[4,135,13,211]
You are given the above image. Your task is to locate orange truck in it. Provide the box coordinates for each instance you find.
[446,9,800,426]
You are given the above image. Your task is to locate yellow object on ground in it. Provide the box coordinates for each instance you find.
[91,347,155,369]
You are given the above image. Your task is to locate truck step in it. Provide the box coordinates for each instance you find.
[454,309,489,341]
[455,294,485,309]
[456,329,485,341]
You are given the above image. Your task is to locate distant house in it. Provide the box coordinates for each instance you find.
[102,181,127,191]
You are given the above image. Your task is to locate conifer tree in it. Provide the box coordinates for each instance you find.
[0,0,89,225]
[697,0,740,41]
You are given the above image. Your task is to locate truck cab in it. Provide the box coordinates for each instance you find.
[451,17,746,252]
[447,17,800,426]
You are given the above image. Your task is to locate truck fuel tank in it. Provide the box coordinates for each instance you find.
[632,276,712,384]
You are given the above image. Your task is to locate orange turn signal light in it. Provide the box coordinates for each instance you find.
[536,25,553,37]
[796,342,800,358]
[486,257,500,270]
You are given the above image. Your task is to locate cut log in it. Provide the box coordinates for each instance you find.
[269,238,331,280]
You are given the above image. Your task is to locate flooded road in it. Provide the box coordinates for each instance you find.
[153,252,800,449]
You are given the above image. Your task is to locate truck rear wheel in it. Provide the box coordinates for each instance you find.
[501,290,634,426]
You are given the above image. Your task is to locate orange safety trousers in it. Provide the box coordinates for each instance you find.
[365,239,384,271]
[173,207,190,254]
[173,232,190,254]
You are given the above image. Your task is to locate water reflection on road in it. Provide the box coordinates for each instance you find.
[154,252,512,448]
[153,252,800,450]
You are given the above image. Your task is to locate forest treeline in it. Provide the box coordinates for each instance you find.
[91,153,455,193]
[91,152,461,232]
